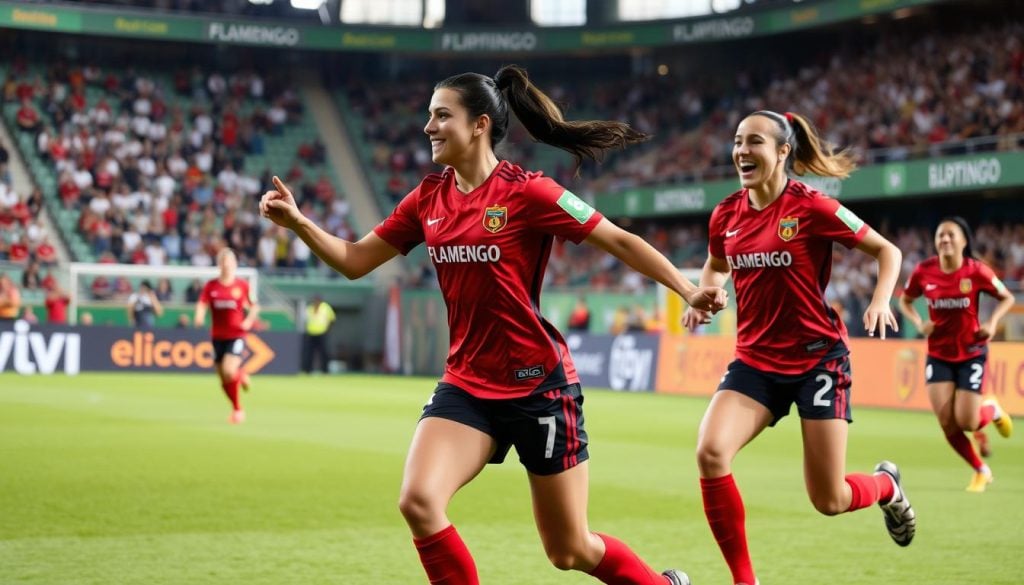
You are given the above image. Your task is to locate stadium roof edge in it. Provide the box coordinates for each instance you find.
[0,0,954,54]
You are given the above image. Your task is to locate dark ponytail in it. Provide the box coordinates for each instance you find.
[435,66,649,173]
[751,110,857,179]
[494,65,649,170]
[940,216,976,260]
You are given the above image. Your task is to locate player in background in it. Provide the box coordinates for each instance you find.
[684,110,915,585]
[897,217,1015,492]
[194,248,259,424]
[261,65,728,585]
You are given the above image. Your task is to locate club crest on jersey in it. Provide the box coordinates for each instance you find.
[777,216,799,242]
[960,278,972,294]
[483,206,508,233]
[232,287,242,299]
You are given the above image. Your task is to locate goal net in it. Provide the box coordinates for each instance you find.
[67,262,259,325]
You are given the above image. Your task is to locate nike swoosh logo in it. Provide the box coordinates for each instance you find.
[427,217,445,226]
[925,284,937,290]
[725,229,741,237]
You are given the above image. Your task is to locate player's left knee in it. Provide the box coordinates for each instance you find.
[809,494,846,516]
[544,549,584,572]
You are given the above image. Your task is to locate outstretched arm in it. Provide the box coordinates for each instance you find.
[260,176,399,279]
[584,218,727,312]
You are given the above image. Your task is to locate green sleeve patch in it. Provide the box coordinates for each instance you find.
[835,205,865,233]
[993,276,1006,293]
[557,190,595,224]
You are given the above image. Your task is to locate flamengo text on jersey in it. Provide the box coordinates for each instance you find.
[427,245,502,264]
[727,251,793,270]
[928,297,971,309]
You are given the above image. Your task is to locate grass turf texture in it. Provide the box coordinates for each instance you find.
[1,373,1021,584]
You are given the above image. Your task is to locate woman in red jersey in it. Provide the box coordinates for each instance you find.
[194,248,259,424]
[683,110,915,585]
[260,65,727,585]
[898,217,1015,492]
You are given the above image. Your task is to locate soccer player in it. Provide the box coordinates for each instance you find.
[260,65,727,585]
[683,110,916,585]
[897,217,1015,492]
[194,248,259,424]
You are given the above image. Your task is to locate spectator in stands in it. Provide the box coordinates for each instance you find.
[19,306,38,324]
[154,278,174,302]
[41,269,56,292]
[128,280,163,330]
[21,261,42,290]
[185,278,202,303]
[90,275,112,301]
[45,285,70,324]
[0,273,21,320]
[15,98,41,133]
[567,295,591,332]
[35,237,57,266]
[8,236,30,265]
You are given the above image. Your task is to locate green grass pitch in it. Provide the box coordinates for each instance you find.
[1,372,1021,584]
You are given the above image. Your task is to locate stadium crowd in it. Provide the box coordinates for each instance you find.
[2,57,354,286]
[1,13,1020,332]
[344,20,1023,193]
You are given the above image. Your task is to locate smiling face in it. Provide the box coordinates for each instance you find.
[424,88,489,168]
[733,115,790,190]
[935,221,967,259]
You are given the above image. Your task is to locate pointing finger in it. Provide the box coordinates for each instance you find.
[272,176,291,197]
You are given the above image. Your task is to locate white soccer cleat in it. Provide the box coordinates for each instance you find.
[874,460,916,546]
[661,569,691,585]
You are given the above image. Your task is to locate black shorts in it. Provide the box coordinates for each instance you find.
[717,344,852,426]
[421,383,589,476]
[212,338,246,363]
[925,352,987,393]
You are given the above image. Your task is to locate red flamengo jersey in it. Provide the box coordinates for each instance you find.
[709,180,869,374]
[903,257,1005,362]
[374,161,601,399]
[200,278,252,340]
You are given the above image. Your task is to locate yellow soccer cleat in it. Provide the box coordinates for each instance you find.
[965,467,993,493]
[984,397,1013,438]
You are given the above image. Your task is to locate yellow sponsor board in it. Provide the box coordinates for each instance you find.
[12,8,58,27]
[114,17,169,36]
[341,32,396,49]
[581,31,635,47]
[790,8,821,25]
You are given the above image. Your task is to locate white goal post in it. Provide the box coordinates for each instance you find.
[68,262,259,325]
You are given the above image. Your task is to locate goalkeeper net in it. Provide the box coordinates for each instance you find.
[67,262,260,325]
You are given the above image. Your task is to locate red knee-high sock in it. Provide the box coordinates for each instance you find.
[221,379,241,410]
[845,473,894,511]
[945,430,984,471]
[587,533,666,585]
[413,524,478,585]
[701,474,755,585]
[978,403,996,429]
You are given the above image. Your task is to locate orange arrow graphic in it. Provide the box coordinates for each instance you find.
[243,333,275,374]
